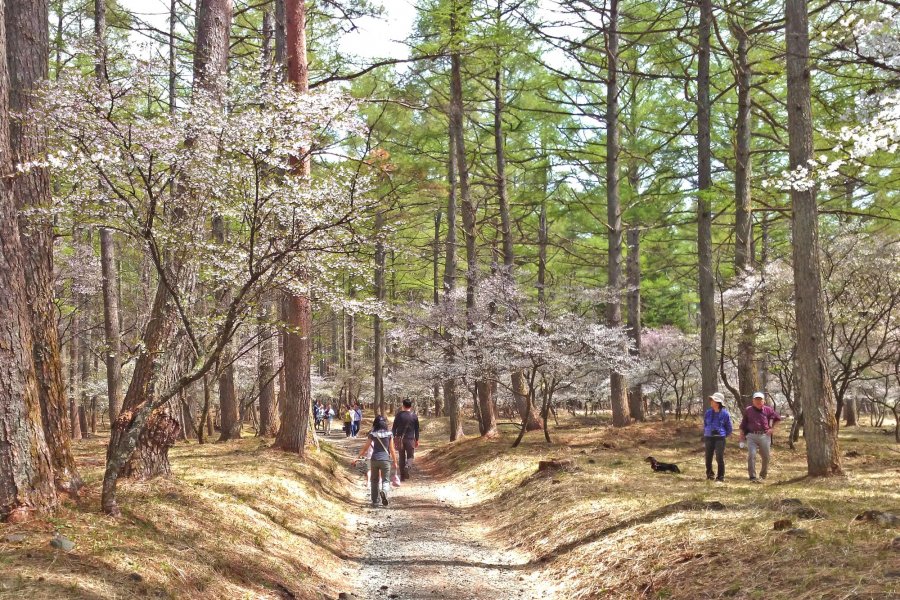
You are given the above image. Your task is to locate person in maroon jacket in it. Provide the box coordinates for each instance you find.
[739,391,782,483]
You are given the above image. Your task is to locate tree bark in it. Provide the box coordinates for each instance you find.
[606,0,629,427]
[102,0,233,514]
[68,319,82,441]
[257,299,278,436]
[443,115,463,441]
[785,0,842,477]
[0,1,58,517]
[843,396,857,427]
[274,0,286,80]
[494,55,542,432]
[432,209,443,417]
[96,0,122,428]
[734,19,759,408]
[274,294,311,452]
[451,0,496,437]
[6,0,81,494]
[274,0,311,454]
[213,215,240,442]
[373,210,385,415]
[626,227,644,421]
[697,0,718,401]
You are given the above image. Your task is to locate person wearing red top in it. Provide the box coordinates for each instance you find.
[739,391,782,482]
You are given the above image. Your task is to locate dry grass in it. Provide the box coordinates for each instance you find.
[2,417,897,600]
[421,415,900,600]
[0,432,357,600]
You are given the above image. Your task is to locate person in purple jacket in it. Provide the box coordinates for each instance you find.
[703,392,733,483]
[739,391,782,483]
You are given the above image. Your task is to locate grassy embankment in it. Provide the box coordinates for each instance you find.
[0,433,359,600]
[2,416,897,600]
[420,415,900,600]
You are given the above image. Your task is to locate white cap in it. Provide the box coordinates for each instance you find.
[752,391,765,400]
[710,392,725,404]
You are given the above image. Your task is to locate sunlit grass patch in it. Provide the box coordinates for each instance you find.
[421,416,900,599]
[0,432,354,600]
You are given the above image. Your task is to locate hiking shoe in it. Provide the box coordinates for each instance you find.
[750,478,761,484]
[380,490,388,507]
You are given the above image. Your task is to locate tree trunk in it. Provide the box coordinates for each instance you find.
[78,265,92,435]
[257,299,278,437]
[843,396,857,427]
[785,0,841,477]
[626,228,644,421]
[96,0,122,425]
[493,56,541,432]
[0,8,58,517]
[102,0,233,514]
[451,1,495,437]
[606,0,629,427]
[213,215,240,442]
[697,0,718,401]
[274,2,311,454]
[432,210,443,417]
[443,114,463,441]
[6,0,81,494]
[373,210,385,415]
[274,0,286,79]
[734,20,759,408]
[68,323,82,441]
[274,293,311,452]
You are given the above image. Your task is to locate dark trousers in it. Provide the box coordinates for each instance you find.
[398,438,415,480]
[704,436,726,480]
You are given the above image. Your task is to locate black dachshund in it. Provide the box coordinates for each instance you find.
[645,456,681,474]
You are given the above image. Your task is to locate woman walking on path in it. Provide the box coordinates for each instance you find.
[703,392,733,483]
[352,416,398,507]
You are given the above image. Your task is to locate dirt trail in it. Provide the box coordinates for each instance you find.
[324,433,556,600]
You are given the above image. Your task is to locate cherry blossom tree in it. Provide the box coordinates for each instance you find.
[35,61,373,514]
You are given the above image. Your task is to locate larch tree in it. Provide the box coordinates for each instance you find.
[697,0,718,402]
[273,0,312,454]
[450,0,497,437]
[606,0,630,427]
[0,0,59,520]
[784,0,841,476]
[6,0,81,494]
[95,0,123,424]
[731,3,759,408]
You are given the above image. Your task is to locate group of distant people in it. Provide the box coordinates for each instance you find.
[702,391,782,483]
[351,399,420,508]
[313,400,363,438]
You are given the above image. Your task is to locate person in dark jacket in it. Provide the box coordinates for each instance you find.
[703,392,733,483]
[391,399,420,481]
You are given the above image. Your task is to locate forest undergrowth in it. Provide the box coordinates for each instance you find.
[0,434,357,600]
[423,417,900,599]
[1,418,897,600]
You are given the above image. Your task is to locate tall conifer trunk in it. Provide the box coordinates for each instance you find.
[606,0,629,427]
[784,0,841,476]
[0,0,59,517]
[273,0,312,453]
[450,0,496,437]
[697,0,718,401]
[6,0,81,493]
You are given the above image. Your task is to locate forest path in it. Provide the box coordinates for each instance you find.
[323,432,555,600]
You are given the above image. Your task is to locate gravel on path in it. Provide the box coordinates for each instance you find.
[325,433,557,600]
